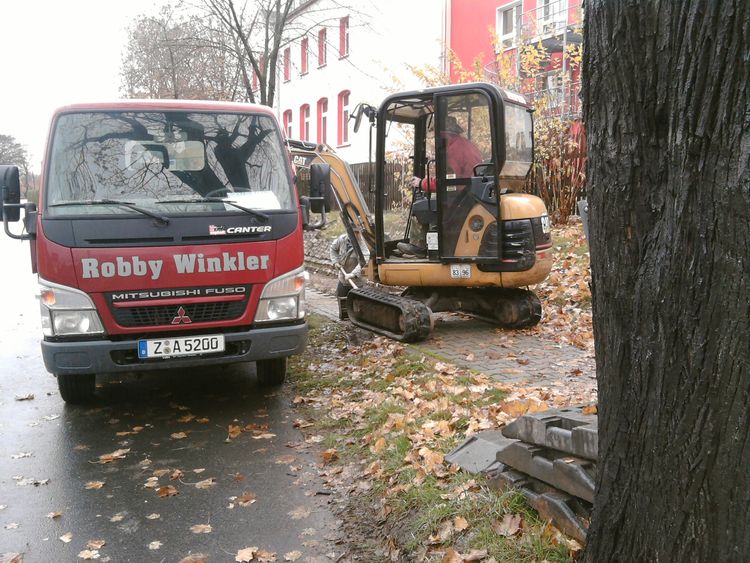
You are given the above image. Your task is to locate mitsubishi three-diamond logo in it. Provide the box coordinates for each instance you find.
[171,306,192,325]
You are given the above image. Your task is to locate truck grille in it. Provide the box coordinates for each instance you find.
[112,300,247,327]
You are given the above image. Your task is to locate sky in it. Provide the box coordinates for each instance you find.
[0,0,167,171]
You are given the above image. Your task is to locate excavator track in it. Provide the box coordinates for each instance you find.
[463,288,542,328]
[346,287,433,342]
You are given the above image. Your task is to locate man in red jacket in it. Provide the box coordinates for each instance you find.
[398,116,483,256]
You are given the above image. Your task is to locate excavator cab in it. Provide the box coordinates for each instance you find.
[376,84,546,273]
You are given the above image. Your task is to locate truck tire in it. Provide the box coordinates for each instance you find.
[256,357,287,386]
[57,373,96,403]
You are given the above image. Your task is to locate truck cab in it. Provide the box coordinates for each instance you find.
[1,100,308,402]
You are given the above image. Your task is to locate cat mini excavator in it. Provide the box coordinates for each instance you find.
[291,82,553,342]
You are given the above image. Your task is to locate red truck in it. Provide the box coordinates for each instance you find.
[1,100,308,403]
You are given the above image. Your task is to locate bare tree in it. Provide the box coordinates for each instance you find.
[582,0,749,560]
[121,4,242,100]
[0,134,37,197]
[196,0,351,107]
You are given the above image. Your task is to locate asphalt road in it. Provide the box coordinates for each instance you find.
[0,236,341,562]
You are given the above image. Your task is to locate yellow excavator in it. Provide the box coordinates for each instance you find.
[291,82,553,342]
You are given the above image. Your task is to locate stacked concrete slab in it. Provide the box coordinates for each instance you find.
[446,405,597,543]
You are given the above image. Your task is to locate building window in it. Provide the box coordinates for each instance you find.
[283,109,293,138]
[300,104,310,141]
[337,90,350,146]
[301,37,309,75]
[283,47,291,82]
[497,2,522,49]
[317,97,328,144]
[339,16,349,58]
[318,27,327,67]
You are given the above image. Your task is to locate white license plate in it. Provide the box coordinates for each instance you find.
[450,264,472,279]
[137,334,225,359]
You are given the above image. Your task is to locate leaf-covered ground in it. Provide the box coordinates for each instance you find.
[295,222,593,561]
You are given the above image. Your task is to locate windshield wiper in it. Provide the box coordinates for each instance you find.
[157,197,269,221]
[49,199,170,225]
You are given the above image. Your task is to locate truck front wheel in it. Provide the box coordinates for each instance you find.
[56,373,96,403]
[256,357,287,386]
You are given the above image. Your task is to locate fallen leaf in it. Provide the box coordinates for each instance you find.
[46,511,62,519]
[492,513,522,537]
[232,472,245,481]
[171,432,188,440]
[195,478,216,490]
[235,547,258,562]
[371,438,386,453]
[321,449,339,464]
[14,394,34,401]
[189,524,212,534]
[59,532,73,543]
[463,549,489,561]
[179,554,209,563]
[152,469,171,477]
[288,506,310,520]
[96,448,130,464]
[77,550,99,560]
[4,523,18,530]
[252,433,276,440]
[84,481,105,490]
[275,455,296,465]
[441,548,461,563]
[196,417,210,424]
[256,550,277,562]
[109,513,125,523]
[148,541,162,550]
[582,404,597,415]
[177,414,195,423]
[10,452,32,459]
[86,540,105,550]
[453,515,469,531]
[193,468,206,474]
[157,485,178,498]
[284,551,302,562]
[146,513,161,520]
[144,477,159,489]
[170,469,184,481]
[238,491,257,507]
[227,425,242,440]
[0,553,23,563]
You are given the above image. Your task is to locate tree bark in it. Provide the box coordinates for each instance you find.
[583,1,750,561]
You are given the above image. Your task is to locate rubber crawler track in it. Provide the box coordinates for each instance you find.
[346,287,432,342]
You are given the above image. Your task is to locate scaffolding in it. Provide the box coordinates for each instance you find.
[484,0,583,119]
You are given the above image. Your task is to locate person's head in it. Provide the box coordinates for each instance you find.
[445,115,464,135]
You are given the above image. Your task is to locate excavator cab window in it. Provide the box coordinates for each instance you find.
[433,92,499,261]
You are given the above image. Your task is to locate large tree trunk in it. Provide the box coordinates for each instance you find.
[582,1,750,561]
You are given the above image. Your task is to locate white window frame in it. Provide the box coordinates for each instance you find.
[496,1,522,50]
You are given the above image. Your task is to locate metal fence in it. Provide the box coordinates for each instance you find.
[296,159,412,211]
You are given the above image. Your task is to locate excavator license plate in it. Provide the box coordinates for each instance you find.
[450,264,472,279]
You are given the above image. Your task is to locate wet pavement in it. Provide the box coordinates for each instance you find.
[0,237,341,562]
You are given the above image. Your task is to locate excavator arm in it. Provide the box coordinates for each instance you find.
[289,140,376,264]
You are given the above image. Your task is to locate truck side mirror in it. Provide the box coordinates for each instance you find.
[299,196,311,228]
[309,163,332,213]
[0,165,21,223]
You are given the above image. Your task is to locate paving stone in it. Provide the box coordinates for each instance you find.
[305,283,596,396]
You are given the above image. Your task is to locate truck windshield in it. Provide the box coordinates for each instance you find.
[45,111,293,216]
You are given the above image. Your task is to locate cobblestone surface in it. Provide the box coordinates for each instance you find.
[306,282,597,399]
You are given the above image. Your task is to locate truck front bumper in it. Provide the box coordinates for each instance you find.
[41,323,307,376]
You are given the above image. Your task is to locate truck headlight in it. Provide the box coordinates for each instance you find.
[254,267,307,323]
[39,278,104,337]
